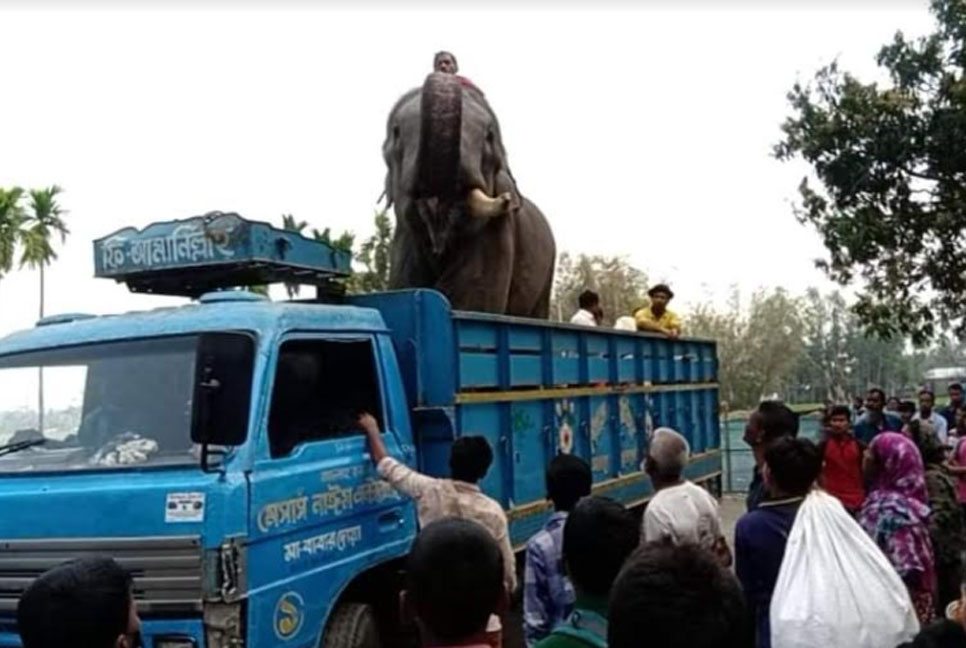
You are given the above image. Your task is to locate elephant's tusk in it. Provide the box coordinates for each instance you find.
[466,187,512,219]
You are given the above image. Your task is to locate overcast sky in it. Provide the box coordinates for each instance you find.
[0,1,936,337]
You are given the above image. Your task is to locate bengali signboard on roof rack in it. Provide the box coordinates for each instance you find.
[93,212,352,297]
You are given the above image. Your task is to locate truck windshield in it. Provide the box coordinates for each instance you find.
[0,335,204,473]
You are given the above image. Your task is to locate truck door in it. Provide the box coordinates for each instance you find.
[245,335,412,648]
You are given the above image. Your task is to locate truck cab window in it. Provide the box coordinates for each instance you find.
[268,339,383,458]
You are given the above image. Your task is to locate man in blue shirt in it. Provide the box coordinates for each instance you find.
[524,455,592,646]
[940,382,964,432]
[853,388,902,444]
[735,437,822,648]
[743,401,799,511]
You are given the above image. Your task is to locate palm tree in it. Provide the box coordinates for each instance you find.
[20,185,68,434]
[281,214,308,298]
[0,187,26,299]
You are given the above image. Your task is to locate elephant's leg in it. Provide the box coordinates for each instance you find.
[506,200,556,318]
[435,218,514,313]
[528,265,554,319]
[388,219,436,289]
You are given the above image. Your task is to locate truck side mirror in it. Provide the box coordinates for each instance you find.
[191,333,255,451]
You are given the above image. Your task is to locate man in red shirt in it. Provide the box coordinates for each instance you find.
[818,405,865,515]
[433,51,481,93]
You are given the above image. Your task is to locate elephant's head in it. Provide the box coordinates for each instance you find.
[383,72,521,259]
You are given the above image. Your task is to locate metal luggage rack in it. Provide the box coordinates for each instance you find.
[94,211,352,298]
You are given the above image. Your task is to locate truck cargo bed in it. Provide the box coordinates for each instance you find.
[350,290,721,546]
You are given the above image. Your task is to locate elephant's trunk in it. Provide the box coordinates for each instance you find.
[417,72,462,200]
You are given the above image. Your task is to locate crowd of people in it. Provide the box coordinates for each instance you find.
[16,387,966,648]
[735,387,966,647]
[569,284,683,338]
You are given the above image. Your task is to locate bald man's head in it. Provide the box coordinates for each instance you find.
[646,427,690,481]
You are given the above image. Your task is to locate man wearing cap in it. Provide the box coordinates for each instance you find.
[635,284,683,338]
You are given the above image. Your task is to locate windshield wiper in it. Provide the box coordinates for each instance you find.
[0,438,47,459]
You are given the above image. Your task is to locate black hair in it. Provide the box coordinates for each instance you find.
[648,284,674,299]
[578,290,600,310]
[828,405,851,420]
[18,557,133,648]
[868,387,886,403]
[450,436,493,483]
[563,496,638,598]
[756,400,799,442]
[764,437,821,496]
[898,400,917,415]
[546,454,592,512]
[406,518,503,643]
[908,420,946,465]
[950,383,964,393]
[433,51,458,71]
[919,388,935,399]
[608,543,750,648]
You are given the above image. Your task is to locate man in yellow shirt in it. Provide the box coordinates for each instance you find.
[635,284,683,338]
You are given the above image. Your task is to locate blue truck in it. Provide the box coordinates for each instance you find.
[0,214,721,648]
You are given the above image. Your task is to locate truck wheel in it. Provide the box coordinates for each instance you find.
[323,602,381,648]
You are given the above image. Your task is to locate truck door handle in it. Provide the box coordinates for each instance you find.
[378,511,404,532]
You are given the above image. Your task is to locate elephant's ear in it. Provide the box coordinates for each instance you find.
[381,121,396,210]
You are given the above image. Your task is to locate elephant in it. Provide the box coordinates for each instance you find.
[382,72,556,318]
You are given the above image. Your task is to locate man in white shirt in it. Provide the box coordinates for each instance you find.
[642,427,731,566]
[913,388,949,447]
[359,413,514,646]
[569,290,600,327]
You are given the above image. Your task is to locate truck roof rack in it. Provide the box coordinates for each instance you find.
[94,212,352,298]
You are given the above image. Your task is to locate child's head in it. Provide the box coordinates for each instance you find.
[827,405,851,435]
[546,454,592,513]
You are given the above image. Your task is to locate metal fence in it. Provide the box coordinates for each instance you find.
[721,415,823,493]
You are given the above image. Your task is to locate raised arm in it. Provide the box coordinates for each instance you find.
[359,412,388,466]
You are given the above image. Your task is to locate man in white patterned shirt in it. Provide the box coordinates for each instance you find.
[359,413,516,645]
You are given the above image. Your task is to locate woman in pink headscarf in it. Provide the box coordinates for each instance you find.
[859,432,937,624]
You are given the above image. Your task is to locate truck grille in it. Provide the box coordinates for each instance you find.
[0,536,203,614]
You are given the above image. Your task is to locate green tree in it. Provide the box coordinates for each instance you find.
[19,185,68,434]
[20,186,68,319]
[689,288,805,408]
[776,0,966,344]
[349,209,393,294]
[0,188,26,299]
[551,253,649,326]
[279,214,309,298]
[793,289,853,403]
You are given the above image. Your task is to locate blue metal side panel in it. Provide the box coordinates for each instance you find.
[588,396,613,480]
[616,338,637,383]
[459,404,508,505]
[508,452,722,547]
[510,401,549,505]
[348,290,456,407]
[550,331,580,385]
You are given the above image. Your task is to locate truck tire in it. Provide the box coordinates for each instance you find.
[323,602,381,648]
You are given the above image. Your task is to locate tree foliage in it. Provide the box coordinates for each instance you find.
[0,188,25,283]
[776,0,966,344]
[550,253,649,326]
[348,209,393,294]
[688,289,805,408]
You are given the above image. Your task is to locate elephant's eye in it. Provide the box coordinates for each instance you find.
[393,125,400,140]
[485,129,494,145]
